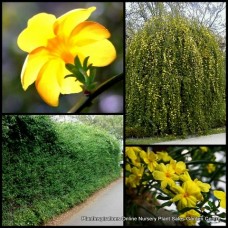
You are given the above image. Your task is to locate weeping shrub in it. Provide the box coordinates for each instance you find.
[126,15,225,137]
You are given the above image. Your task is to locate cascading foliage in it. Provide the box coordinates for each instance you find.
[126,15,225,137]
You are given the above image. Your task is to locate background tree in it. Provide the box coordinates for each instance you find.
[126,2,226,48]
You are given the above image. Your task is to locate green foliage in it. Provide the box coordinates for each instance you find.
[126,15,226,137]
[2,115,121,226]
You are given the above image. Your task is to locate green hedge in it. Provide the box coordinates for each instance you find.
[2,115,121,226]
[126,15,225,137]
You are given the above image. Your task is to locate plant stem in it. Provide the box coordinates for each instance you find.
[186,161,225,165]
[68,72,123,113]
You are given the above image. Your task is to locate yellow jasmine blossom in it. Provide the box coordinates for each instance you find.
[179,171,192,182]
[17,7,116,106]
[171,181,202,210]
[179,209,201,226]
[200,147,208,153]
[157,151,172,162]
[194,179,211,192]
[214,190,226,209]
[153,163,179,189]
[206,164,216,173]
[140,150,158,172]
[170,159,187,175]
[180,171,210,193]
[126,147,141,167]
[126,163,131,172]
[126,166,144,188]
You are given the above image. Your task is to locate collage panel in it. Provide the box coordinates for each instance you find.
[124,146,226,226]
[2,115,124,226]
[125,2,226,145]
[2,2,123,113]
[2,1,227,227]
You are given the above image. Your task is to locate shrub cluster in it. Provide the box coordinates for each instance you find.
[126,15,225,137]
[2,115,121,226]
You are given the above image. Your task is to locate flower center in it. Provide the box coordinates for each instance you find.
[184,192,189,198]
[47,37,74,63]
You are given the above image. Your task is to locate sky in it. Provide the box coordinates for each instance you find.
[125,2,226,38]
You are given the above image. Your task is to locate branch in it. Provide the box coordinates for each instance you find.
[68,72,123,113]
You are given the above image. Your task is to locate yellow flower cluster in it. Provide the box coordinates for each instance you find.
[125,147,213,225]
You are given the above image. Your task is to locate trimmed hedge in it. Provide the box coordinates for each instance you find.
[126,15,225,137]
[2,116,121,226]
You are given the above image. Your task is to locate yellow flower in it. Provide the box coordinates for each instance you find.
[200,147,208,153]
[126,163,131,172]
[17,7,116,106]
[179,209,201,226]
[179,171,192,182]
[170,159,187,175]
[157,151,172,162]
[126,166,144,188]
[140,150,158,172]
[180,171,211,193]
[153,163,179,189]
[206,164,216,173]
[214,190,226,209]
[126,147,141,167]
[194,179,211,192]
[171,181,202,210]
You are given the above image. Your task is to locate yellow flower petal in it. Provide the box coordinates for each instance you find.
[214,190,226,209]
[214,190,225,199]
[54,7,96,38]
[21,48,51,90]
[35,59,62,107]
[60,66,83,94]
[76,39,116,67]
[220,200,226,209]
[70,21,111,46]
[153,171,166,180]
[194,179,211,192]
[17,13,56,52]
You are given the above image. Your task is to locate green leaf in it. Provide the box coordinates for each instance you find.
[79,68,87,78]
[83,56,90,70]
[156,195,171,200]
[64,74,76,79]
[75,72,85,84]
[217,212,226,218]
[74,56,82,69]
[208,201,217,211]
[85,82,97,91]
[87,63,93,70]
[156,200,172,209]
[90,68,96,78]
[65,64,75,73]
[204,206,211,210]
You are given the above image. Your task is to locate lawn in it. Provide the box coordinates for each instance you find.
[125,127,226,145]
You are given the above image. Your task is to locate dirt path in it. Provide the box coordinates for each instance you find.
[44,178,123,226]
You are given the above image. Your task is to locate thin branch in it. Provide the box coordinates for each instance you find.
[67,72,123,113]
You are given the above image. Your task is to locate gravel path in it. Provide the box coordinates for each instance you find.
[154,133,226,145]
[44,178,123,226]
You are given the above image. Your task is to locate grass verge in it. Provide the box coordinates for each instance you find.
[126,127,226,145]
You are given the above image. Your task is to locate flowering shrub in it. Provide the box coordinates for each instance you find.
[126,15,225,137]
[125,146,226,226]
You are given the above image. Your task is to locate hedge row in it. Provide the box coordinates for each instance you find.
[2,115,121,226]
[126,15,225,137]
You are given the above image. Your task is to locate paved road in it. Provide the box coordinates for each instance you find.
[61,178,123,226]
[154,133,226,145]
